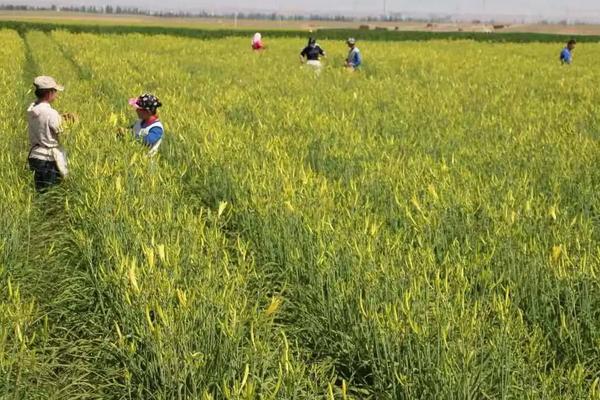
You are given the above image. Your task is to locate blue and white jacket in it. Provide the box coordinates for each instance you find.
[133,119,164,153]
[347,47,362,68]
[560,48,573,64]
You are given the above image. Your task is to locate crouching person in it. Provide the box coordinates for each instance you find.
[127,93,164,156]
[27,76,74,192]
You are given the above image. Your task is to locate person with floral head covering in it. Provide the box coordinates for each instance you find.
[127,93,164,155]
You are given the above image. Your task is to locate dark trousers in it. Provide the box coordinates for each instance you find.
[28,158,61,192]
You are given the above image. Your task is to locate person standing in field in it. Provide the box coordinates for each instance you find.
[127,93,164,156]
[345,38,362,70]
[300,37,326,70]
[560,39,576,65]
[252,32,265,51]
[27,76,75,192]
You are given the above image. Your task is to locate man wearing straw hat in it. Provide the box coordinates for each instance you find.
[27,76,75,192]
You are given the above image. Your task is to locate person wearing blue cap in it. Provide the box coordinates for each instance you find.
[345,38,362,70]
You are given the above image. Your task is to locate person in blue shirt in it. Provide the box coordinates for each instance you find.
[345,38,362,70]
[127,93,164,155]
[560,39,576,65]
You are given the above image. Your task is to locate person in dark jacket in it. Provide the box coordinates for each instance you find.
[300,37,326,70]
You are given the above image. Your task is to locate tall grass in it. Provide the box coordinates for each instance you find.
[2,30,600,398]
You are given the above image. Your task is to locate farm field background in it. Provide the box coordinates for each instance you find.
[1,27,600,399]
[4,11,600,35]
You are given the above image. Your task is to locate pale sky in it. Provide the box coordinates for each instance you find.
[7,0,600,20]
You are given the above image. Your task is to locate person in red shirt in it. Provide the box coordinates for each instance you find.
[252,32,265,51]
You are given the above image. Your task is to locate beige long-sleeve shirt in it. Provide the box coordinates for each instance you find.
[27,102,62,161]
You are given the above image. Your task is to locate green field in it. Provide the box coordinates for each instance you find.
[2,27,600,399]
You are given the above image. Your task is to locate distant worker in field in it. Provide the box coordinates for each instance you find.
[300,37,326,70]
[345,37,362,70]
[27,76,75,192]
[252,32,265,51]
[560,39,576,65]
[127,93,164,156]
